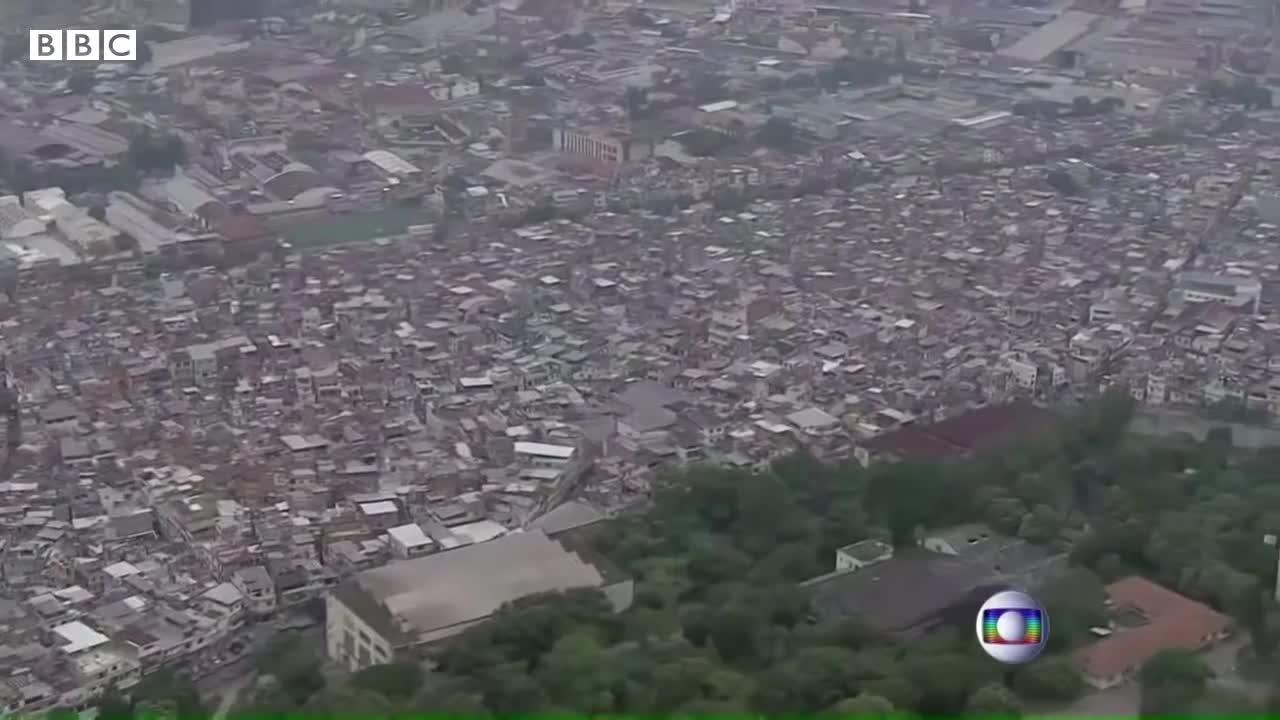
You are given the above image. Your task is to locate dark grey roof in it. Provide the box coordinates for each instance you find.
[107,512,156,540]
[39,399,80,423]
[807,549,978,634]
[530,500,607,536]
[620,404,678,433]
[805,543,1066,636]
[617,380,690,411]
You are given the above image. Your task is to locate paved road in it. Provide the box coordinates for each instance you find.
[196,623,321,702]
[212,673,255,720]
[1203,637,1269,702]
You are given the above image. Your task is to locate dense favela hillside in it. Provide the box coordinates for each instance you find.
[96,390,1280,717]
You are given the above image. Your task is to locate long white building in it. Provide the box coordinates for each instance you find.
[325,529,632,671]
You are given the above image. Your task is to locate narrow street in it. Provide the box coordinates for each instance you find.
[196,622,321,712]
[211,673,255,720]
[1202,637,1270,703]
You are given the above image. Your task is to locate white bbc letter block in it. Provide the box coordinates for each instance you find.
[29,30,63,61]
[103,30,137,62]
[66,30,101,61]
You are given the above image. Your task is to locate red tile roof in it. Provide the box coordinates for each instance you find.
[861,402,1055,460]
[927,402,1056,452]
[862,425,965,459]
[1074,576,1232,681]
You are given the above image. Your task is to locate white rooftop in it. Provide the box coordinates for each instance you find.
[360,500,399,516]
[387,523,433,548]
[787,407,841,430]
[53,621,110,654]
[451,519,508,546]
[698,99,739,113]
[203,581,244,607]
[103,561,140,578]
[513,441,575,460]
[281,434,328,452]
[347,530,607,644]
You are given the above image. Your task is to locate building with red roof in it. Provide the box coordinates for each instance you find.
[858,401,1056,462]
[1074,576,1233,689]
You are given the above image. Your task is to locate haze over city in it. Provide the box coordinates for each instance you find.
[0,0,1277,717]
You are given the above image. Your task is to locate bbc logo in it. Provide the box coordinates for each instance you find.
[30,30,138,62]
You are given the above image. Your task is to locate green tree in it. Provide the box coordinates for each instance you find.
[675,697,750,714]
[1241,585,1277,659]
[1011,655,1085,702]
[624,87,650,118]
[706,604,761,662]
[132,698,177,720]
[258,634,325,706]
[868,461,946,546]
[650,656,726,709]
[826,693,897,716]
[132,668,205,718]
[756,645,868,711]
[1079,386,1137,447]
[235,678,299,718]
[692,73,728,103]
[901,651,999,714]
[965,682,1023,717]
[1017,503,1064,544]
[96,689,134,720]
[350,661,423,700]
[1039,569,1107,653]
[758,116,796,148]
[474,660,549,711]
[535,630,616,711]
[300,685,393,718]
[128,131,185,173]
[688,538,753,586]
[1139,649,1213,715]
[405,676,490,715]
[862,675,921,710]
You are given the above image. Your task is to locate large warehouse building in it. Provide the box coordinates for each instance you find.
[325,530,632,670]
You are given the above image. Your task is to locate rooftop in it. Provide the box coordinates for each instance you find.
[862,402,1057,460]
[337,530,611,644]
[1073,576,1232,680]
